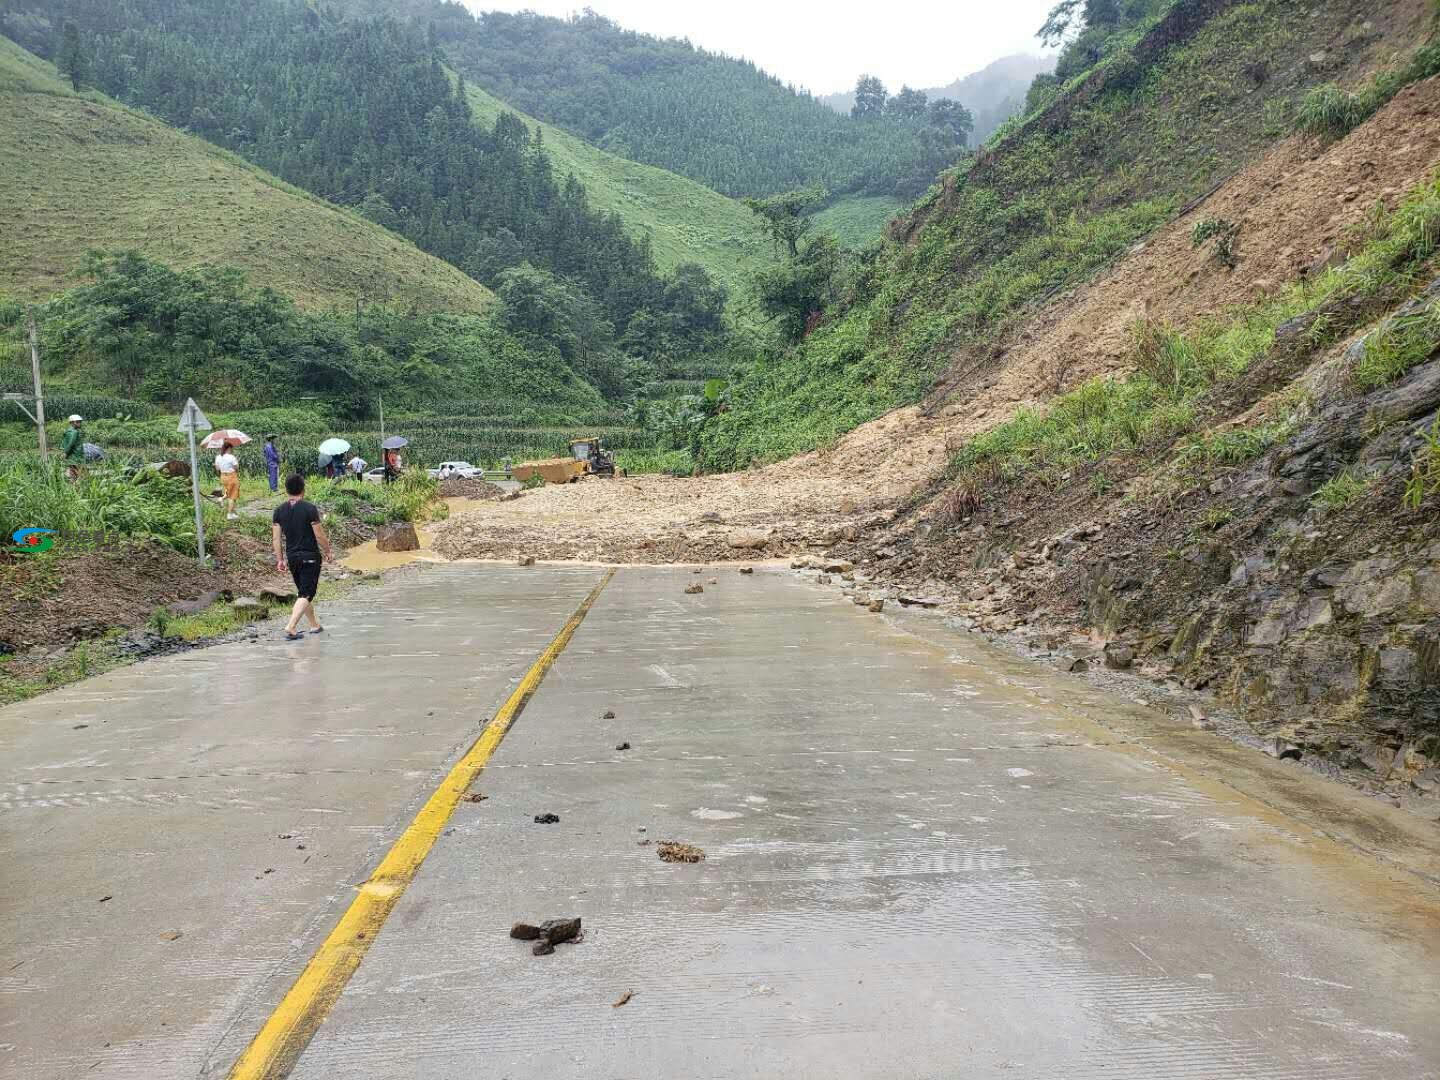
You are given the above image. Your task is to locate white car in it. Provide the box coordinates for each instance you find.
[428,460,484,480]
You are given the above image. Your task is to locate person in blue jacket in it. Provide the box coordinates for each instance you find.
[263,434,281,493]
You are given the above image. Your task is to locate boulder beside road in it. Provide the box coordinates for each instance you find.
[376,522,420,552]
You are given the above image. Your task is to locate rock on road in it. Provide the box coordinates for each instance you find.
[1,565,1437,1079]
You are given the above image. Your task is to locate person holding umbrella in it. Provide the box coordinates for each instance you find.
[263,434,281,493]
[318,438,351,482]
[214,441,241,519]
[381,435,408,485]
[200,429,252,519]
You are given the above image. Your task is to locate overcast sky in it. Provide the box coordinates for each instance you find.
[459,1,1056,96]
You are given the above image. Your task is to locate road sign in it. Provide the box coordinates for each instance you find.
[178,398,212,434]
[179,399,210,564]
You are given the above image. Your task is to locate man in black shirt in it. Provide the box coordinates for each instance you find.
[271,474,333,641]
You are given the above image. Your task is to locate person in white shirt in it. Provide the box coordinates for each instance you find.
[348,454,367,482]
[215,442,241,520]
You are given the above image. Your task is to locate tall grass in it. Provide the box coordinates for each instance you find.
[0,456,198,550]
[1355,302,1440,389]
[1294,43,1440,141]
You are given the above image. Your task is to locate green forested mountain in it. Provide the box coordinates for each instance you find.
[374,4,970,201]
[0,34,493,313]
[820,54,1053,144]
[0,0,732,392]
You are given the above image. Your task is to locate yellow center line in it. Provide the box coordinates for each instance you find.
[226,568,616,1079]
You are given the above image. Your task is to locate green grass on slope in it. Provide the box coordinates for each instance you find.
[462,80,770,301]
[0,38,494,313]
[813,196,906,249]
[700,0,1432,470]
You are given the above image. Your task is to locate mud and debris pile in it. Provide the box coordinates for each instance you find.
[438,476,507,500]
[0,540,232,650]
[429,473,890,564]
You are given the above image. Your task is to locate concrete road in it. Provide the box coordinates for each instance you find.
[3,566,1438,1079]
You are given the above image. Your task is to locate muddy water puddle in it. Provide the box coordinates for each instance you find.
[342,497,487,573]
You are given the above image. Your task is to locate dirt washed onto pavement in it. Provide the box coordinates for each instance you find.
[430,469,896,564]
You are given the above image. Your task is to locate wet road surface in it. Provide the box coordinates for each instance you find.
[3,565,1438,1079]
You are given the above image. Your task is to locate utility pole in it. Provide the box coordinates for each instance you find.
[378,395,385,445]
[27,309,46,457]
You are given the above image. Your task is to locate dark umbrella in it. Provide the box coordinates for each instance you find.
[381,435,409,450]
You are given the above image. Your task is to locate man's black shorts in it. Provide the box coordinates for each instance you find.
[290,555,321,601]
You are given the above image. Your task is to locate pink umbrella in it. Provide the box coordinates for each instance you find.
[199,429,252,450]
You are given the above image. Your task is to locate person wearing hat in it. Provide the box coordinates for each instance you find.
[61,415,85,480]
[263,434,281,493]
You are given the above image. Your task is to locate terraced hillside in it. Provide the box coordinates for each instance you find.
[0,38,494,312]
[461,80,771,301]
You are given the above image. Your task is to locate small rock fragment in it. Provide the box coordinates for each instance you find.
[517,555,536,566]
[533,813,560,824]
[1058,654,1089,674]
[1266,738,1303,761]
[159,930,182,942]
[613,990,635,1008]
[511,922,542,940]
[462,792,489,803]
[817,574,832,585]
[601,709,616,719]
[532,940,555,956]
[657,841,705,864]
[739,567,754,575]
[540,917,583,945]
[684,584,703,595]
[615,742,631,751]
[868,599,885,613]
